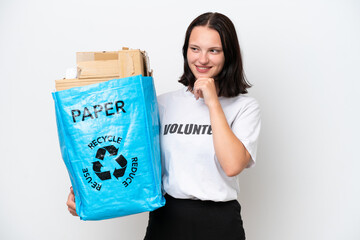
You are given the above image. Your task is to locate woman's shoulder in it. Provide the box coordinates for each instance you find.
[222,94,259,109]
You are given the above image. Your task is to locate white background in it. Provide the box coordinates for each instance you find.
[1,0,359,239]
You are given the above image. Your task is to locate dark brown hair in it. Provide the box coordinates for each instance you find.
[179,12,251,97]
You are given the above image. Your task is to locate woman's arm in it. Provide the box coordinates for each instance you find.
[194,78,251,177]
[208,102,251,176]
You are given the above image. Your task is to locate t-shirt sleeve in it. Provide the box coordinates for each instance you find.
[231,98,261,168]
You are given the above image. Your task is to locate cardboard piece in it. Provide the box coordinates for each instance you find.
[55,78,113,91]
[55,49,152,91]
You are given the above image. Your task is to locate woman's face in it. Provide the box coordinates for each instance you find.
[187,26,225,79]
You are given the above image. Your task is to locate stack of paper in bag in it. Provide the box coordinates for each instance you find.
[55,48,152,91]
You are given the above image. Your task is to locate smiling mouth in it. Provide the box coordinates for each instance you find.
[195,65,212,73]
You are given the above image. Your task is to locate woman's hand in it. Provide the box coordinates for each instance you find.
[193,78,219,108]
[67,186,78,216]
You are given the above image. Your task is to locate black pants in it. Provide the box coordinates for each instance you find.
[144,194,245,240]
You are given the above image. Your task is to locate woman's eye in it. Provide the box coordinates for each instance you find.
[210,49,220,53]
[190,47,199,52]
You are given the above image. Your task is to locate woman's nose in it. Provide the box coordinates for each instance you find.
[198,52,209,65]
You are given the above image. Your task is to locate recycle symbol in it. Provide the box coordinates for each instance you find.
[92,145,127,181]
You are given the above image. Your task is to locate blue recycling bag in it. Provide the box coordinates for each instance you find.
[52,75,165,220]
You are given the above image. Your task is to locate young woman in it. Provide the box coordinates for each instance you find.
[67,12,261,240]
[143,12,261,239]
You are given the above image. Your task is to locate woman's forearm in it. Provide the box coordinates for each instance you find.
[208,102,250,177]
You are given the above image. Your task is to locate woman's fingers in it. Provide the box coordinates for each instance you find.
[193,78,218,106]
[193,88,203,100]
[67,187,78,216]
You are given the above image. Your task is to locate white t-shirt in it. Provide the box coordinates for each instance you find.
[157,87,261,202]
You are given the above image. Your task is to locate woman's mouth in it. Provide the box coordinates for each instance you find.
[195,65,212,73]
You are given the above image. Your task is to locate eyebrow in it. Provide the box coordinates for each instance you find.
[189,44,200,48]
[189,44,222,49]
